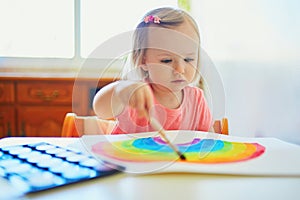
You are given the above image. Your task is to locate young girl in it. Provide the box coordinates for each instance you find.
[93,7,213,134]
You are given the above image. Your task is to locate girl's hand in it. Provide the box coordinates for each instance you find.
[114,80,154,119]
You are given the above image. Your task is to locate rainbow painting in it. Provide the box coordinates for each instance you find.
[92,137,265,164]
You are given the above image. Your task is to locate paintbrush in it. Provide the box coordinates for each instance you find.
[150,117,186,161]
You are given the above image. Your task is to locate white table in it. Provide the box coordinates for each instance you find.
[1,137,300,200]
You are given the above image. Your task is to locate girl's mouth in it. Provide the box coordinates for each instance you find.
[171,79,186,83]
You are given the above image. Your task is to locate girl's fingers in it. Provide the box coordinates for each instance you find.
[129,84,153,119]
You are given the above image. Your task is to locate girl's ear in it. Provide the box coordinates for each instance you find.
[140,64,148,71]
[140,56,148,71]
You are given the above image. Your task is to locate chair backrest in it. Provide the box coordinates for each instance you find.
[213,118,229,135]
[61,113,117,137]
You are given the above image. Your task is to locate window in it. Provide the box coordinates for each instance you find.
[0,0,177,67]
[81,0,177,58]
[0,0,74,58]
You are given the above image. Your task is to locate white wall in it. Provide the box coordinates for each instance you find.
[217,62,300,144]
[190,0,300,144]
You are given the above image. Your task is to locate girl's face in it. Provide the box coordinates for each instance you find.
[142,21,199,92]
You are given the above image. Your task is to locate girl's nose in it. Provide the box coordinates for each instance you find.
[173,60,185,74]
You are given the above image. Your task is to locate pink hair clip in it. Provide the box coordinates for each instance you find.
[144,15,161,24]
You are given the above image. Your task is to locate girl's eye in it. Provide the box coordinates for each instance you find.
[184,58,194,62]
[161,59,172,63]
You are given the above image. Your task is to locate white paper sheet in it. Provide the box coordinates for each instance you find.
[78,131,300,176]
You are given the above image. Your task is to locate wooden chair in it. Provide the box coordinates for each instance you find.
[61,113,117,137]
[213,118,229,135]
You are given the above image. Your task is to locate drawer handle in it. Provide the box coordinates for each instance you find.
[35,90,60,102]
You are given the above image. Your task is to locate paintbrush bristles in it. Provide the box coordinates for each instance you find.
[150,118,186,161]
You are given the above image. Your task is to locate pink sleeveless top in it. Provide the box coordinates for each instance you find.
[112,86,212,134]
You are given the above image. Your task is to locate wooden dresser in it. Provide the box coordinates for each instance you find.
[0,70,116,138]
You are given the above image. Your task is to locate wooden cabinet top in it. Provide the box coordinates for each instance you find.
[0,68,118,82]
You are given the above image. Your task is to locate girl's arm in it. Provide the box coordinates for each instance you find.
[93,80,154,120]
[93,81,121,120]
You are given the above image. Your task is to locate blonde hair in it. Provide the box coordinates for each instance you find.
[126,7,204,89]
